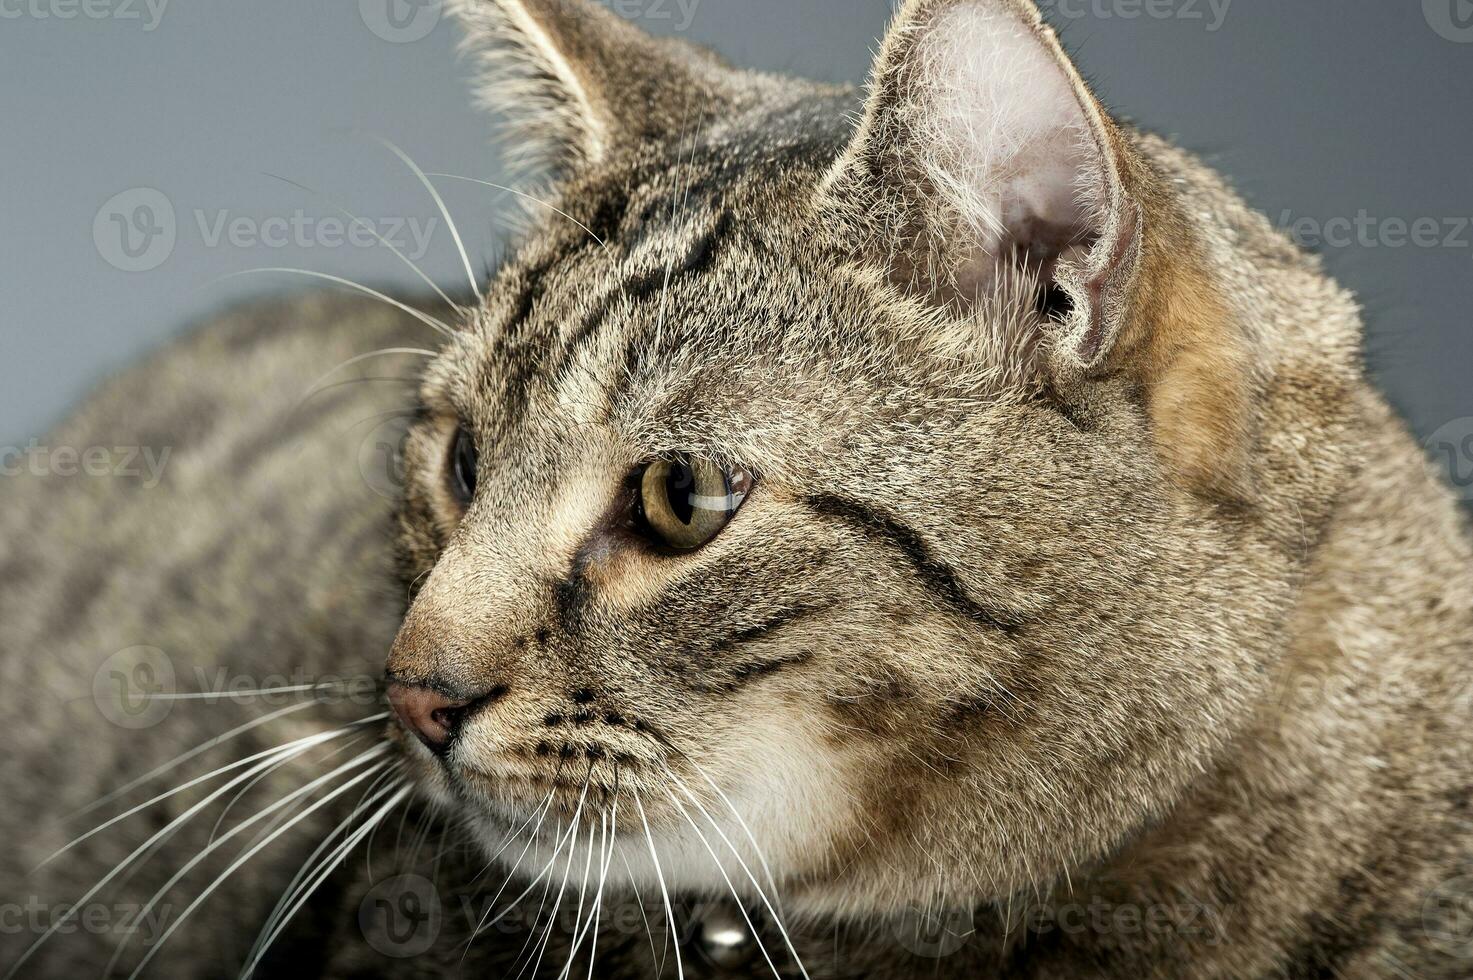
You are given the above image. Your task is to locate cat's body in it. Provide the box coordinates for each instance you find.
[0,293,431,976]
[3,1,1471,978]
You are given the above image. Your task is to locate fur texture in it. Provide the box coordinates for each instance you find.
[2,1,1470,978]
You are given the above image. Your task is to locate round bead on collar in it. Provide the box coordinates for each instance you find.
[695,902,756,970]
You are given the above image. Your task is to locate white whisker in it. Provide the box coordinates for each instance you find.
[209,268,456,338]
[668,773,810,980]
[207,733,368,846]
[245,763,406,972]
[298,347,436,410]
[156,778,403,978]
[469,799,570,946]
[103,746,390,976]
[553,808,599,980]
[503,809,577,971]
[617,846,663,974]
[235,782,412,979]
[68,699,321,821]
[663,785,786,980]
[5,723,373,980]
[425,173,606,248]
[373,136,480,299]
[262,171,464,311]
[522,803,587,980]
[134,681,369,702]
[355,764,411,882]
[683,757,783,906]
[558,802,619,980]
[632,784,684,980]
[469,788,558,892]
[585,799,617,980]
[519,776,595,979]
[460,790,559,963]
[476,780,589,938]
[36,715,387,871]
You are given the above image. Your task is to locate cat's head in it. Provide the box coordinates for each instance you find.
[383,0,1279,917]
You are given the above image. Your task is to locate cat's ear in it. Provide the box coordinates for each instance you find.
[825,0,1255,499]
[450,0,739,176]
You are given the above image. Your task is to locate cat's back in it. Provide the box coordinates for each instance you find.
[0,290,436,690]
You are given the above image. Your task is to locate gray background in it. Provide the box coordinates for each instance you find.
[3,0,1469,450]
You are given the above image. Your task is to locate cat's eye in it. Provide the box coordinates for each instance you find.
[637,455,752,551]
[449,426,478,506]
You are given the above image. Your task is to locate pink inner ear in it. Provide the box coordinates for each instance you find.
[913,2,1109,290]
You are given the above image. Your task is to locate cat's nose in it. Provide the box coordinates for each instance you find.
[387,682,472,751]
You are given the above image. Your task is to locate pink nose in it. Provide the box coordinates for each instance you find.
[387,682,471,751]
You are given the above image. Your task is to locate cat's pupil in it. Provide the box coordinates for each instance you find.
[451,427,478,504]
[664,460,696,525]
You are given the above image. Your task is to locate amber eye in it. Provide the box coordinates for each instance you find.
[637,455,752,551]
[448,426,478,506]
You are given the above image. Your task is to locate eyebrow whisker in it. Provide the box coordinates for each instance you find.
[372,136,482,300]
[426,173,607,248]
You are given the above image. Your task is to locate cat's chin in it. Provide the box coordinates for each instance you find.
[437,775,854,912]
[452,783,1014,925]
[459,804,793,905]
[388,712,867,909]
[453,814,946,927]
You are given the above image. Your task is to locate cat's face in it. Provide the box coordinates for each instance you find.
[383,0,1278,917]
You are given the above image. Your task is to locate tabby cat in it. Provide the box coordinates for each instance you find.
[3,0,1471,977]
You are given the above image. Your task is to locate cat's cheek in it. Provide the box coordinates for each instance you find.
[649,712,862,892]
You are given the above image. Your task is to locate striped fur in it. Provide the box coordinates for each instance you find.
[3,2,1470,978]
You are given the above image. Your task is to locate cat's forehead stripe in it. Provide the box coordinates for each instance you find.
[545,207,730,390]
[475,193,736,424]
